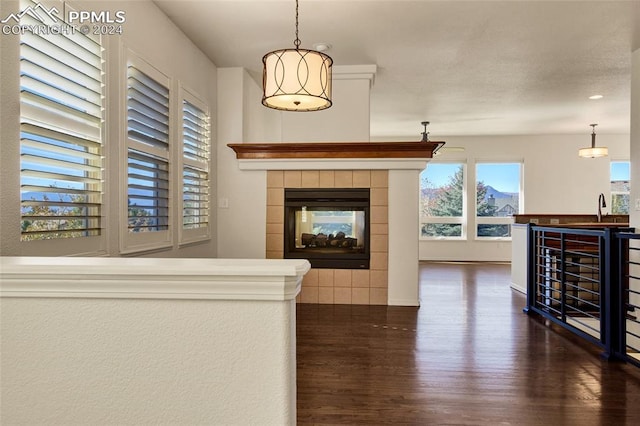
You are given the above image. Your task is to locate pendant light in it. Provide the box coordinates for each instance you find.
[262,0,333,112]
[578,124,608,158]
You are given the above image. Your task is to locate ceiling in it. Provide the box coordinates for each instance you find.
[153,0,638,139]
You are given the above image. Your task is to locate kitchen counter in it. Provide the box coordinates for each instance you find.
[513,213,629,225]
[511,215,631,293]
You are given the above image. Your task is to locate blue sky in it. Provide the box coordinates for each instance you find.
[420,164,460,188]
[421,163,521,194]
[611,161,630,181]
[476,163,520,193]
[423,161,631,194]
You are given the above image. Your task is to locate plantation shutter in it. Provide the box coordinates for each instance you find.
[19,5,104,241]
[182,98,210,232]
[126,63,170,233]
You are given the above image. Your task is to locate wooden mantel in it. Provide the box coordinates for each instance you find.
[227,141,445,160]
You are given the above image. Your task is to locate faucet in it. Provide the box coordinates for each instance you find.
[597,193,607,223]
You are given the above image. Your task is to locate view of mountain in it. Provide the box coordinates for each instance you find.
[484,185,518,200]
[421,185,517,201]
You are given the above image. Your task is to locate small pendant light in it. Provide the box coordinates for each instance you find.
[578,124,608,158]
[262,0,333,112]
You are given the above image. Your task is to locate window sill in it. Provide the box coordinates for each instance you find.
[179,237,212,248]
[120,242,174,256]
[420,237,467,241]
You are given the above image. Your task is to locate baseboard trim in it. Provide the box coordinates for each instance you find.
[388,298,420,307]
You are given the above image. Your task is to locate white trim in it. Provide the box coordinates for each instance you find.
[332,64,377,87]
[421,216,464,224]
[120,47,173,253]
[474,237,513,242]
[179,84,211,244]
[236,158,429,171]
[18,0,105,248]
[610,160,631,214]
[475,216,515,224]
[419,161,467,239]
[474,160,523,240]
[388,298,420,307]
[0,257,309,301]
[510,282,526,294]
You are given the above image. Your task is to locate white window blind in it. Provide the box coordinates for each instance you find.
[126,63,170,233]
[181,97,210,233]
[19,4,104,241]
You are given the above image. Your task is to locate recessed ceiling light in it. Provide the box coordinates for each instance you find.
[312,43,332,52]
[589,95,604,100]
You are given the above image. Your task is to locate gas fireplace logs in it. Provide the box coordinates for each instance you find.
[301,232,358,248]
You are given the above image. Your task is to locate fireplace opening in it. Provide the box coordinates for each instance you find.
[284,188,370,269]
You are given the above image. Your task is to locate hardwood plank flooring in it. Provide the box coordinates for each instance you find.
[296,262,640,425]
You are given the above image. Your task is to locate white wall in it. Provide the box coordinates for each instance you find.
[0,0,23,255]
[419,133,630,261]
[0,0,217,257]
[214,67,632,265]
[216,67,375,257]
[1,257,307,425]
[216,68,281,258]
[2,298,296,424]
[281,72,372,142]
[388,170,421,305]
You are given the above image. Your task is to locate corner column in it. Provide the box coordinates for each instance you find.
[388,169,421,306]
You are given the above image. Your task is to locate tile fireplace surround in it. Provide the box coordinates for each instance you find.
[266,170,389,305]
[228,140,442,306]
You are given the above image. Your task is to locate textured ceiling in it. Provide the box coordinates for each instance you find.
[154,0,638,138]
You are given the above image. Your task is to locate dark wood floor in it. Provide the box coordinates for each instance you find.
[296,262,640,425]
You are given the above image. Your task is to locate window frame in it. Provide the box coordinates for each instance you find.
[178,85,211,245]
[18,0,105,252]
[610,160,630,215]
[473,161,523,241]
[419,161,467,241]
[120,49,173,254]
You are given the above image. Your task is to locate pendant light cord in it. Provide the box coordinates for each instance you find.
[294,0,301,49]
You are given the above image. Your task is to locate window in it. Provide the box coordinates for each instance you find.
[420,163,465,238]
[180,88,211,243]
[124,53,171,251]
[475,163,521,238]
[19,1,103,241]
[12,2,213,254]
[610,161,630,214]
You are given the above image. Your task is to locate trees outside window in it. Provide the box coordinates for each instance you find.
[420,163,465,238]
[475,163,521,238]
[420,163,520,239]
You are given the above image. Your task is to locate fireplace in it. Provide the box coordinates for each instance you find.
[229,142,437,305]
[284,188,370,269]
